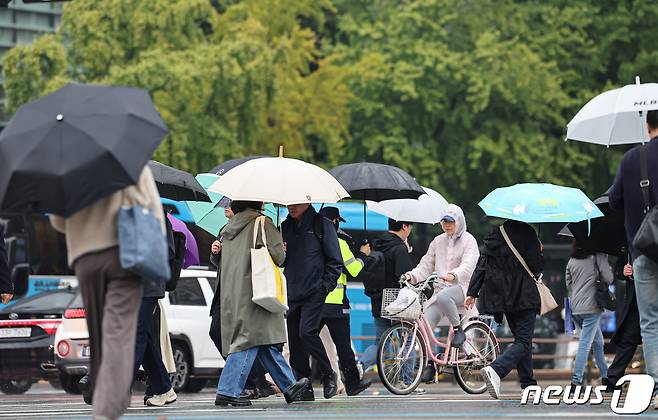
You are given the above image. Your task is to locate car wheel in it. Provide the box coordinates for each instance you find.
[170,343,191,393]
[58,373,83,395]
[185,378,207,393]
[0,378,33,395]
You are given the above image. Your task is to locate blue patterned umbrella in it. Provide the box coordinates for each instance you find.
[479,183,604,224]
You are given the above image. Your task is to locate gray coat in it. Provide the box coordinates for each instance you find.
[219,208,286,356]
[566,253,614,315]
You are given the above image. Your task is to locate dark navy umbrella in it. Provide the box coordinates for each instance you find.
[329,162,424,230]
[562,194,625,256]
[0,83,168,217]
[209,156,266,176]
[148,160,210,202]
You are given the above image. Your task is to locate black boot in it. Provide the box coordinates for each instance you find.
[346,379,372,396]
[239,388,260,400]
[215,394,252,407]
[420,364,436,383]
[298,380,315,401]
[258,384,276,398]
[452,326,466,348]
[284,378,310,404]
[78,374,92,406]
[321,371,338,399]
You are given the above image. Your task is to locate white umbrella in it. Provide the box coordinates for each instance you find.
[366,187,449,224]
[566,76,658,146]
[207,157,349,205]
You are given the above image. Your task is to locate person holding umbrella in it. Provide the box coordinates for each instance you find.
[609,109,658,405]
[403,204,479,382]
[465,219,544,399]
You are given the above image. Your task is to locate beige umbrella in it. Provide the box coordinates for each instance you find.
[207,157,349,205]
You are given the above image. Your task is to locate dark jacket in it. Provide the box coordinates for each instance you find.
[609,138,658,261]
[611,252,641,345]
[209,232,222,317]
[281,207,343,302]
[467,220,544,320]
[0,227,11,295]
[370,232,414,317]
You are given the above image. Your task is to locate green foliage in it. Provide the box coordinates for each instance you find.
[3,0,656,237]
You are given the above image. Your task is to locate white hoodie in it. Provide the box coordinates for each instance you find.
[409,204,480,298]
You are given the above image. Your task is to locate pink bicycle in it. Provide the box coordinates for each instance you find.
[377,274,500,395]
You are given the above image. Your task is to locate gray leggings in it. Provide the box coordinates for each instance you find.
[425,285,465,328]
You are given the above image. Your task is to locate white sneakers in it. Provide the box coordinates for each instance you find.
[481,366,501,399]
[145,388,177,407]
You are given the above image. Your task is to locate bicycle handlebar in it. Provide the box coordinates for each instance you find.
[399,273,440,291]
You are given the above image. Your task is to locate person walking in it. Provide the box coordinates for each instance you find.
[358,219,414,372]
[209,203,274,400]
[465,219,543,399]
[565,240,613,386]
[49,166,163,420]
[403,204,479,381]
[214,200,308,407]
[0,226,12,305]
[609,109,658,405]
[317,207,372,396]
[603,254,640,392]
[282,204,343,400]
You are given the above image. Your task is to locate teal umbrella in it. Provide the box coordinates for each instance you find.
[187,173,278,236]
[479,183,604,224]
[186,173,228,237]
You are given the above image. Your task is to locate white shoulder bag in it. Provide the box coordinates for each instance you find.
[251,216,288,313]
[500,225,557,315]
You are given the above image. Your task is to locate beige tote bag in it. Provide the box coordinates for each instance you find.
[251,216,288,313]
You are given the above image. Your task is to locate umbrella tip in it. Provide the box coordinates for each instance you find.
[56,114,63,121]
[279,145,284,158]
[636,75,641,85]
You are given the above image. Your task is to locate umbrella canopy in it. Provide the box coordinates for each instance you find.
[567,77,658,146]
[209,156,266,176]
[208,157,349,206]
[562,194,625,256]
[148,160,210,202]
[166,213,200,268]
[186,173,228,237]
[366,186,449,224]
[0,83,168,217]
[329,163,425,201]
[479,183,604,224]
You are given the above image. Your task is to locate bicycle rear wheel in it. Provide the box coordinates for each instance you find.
[377,322,426,395]
[454,321,499,394]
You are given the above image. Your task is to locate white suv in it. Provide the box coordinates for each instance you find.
[54,268,224,393]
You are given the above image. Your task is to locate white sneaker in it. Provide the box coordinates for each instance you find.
[146,388,177,407]
[481,366,501,399]
[412,387,426,394]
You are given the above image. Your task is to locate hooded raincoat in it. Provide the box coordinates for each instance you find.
[409,204,479,301]
[218,208,287,356]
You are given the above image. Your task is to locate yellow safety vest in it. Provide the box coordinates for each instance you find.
[325,238,364,305]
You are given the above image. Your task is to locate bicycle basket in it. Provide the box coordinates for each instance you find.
[381,287,426,320]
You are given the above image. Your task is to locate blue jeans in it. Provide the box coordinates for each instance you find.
[633,255,658,395]
[359,317,392,369]
[217,345,296,398]
[571,313,608,384]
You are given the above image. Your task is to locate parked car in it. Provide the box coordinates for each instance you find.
[55,268,223,393]
[0,287,78,394]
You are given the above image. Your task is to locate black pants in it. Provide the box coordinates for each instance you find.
[209,311,268,390]
[608,296,642,383]
[287,292,333,380]
[490,309,537,389]
[320,317,360,389]
[133,297,172,395]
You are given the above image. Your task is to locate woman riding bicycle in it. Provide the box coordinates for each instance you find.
[403,204,479,380]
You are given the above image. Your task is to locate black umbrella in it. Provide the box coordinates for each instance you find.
[562,194,625,256]
[148,160,210,202]
[209,156,266,176]
[329,163,425,230]
[0,83,168,217]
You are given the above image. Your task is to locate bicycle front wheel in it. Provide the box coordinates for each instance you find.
[376,322,426,395]
[454,321,499,394]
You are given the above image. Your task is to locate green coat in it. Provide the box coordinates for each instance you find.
[219,208,286,356]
